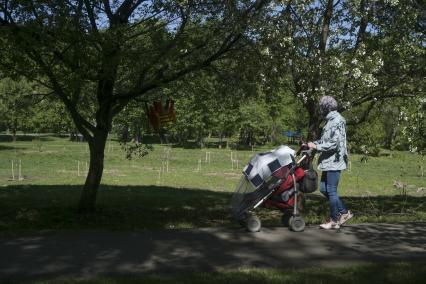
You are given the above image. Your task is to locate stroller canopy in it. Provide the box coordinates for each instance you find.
[243,145,296,189]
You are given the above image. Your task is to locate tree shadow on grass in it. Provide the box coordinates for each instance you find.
[0,134,54,142]
[0,185,233,231]
[0,185,425,232]
[302,193,426,224]
[0,144,25,151]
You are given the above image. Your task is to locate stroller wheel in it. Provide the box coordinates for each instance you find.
[237,212,249,227]
[281,210,292,227]
[246,214,261,232]
[289,216,305,232]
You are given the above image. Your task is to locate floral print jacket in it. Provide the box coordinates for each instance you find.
[314,111,348,171]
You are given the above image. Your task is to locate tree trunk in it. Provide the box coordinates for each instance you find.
[134,124,142,143]
[69,132,77,141]
[78,130,108,213]
[121,125,129,142]
[158,128,168,144]
[270,118,278,144]
[383,127,396,150]
[307,100,321,141]
[197,130,205,148]
[11,128,17,142]
[11,116,18,142]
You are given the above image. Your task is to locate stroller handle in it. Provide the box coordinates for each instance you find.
[296,148,313,164]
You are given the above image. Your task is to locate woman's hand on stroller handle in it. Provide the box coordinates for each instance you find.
[307,142,317,149]
[296,144,315,165]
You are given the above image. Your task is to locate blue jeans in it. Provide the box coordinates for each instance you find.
[320,171,347,222]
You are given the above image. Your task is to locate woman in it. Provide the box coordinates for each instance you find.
[307,96,353,229]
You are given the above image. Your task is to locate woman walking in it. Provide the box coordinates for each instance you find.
[307,96,353,229]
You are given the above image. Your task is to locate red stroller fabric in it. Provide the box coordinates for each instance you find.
[264,167,305,209]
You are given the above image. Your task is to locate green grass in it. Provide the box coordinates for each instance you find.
[25,262,426,284]
[0,135,425,232]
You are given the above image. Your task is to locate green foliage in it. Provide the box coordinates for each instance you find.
[28,100,75,134]
[396,98,426,152]
[120,141,153,160]
[237,98,271,145]
[112,100,149,142]
[347,111,384,156]
[0,77,35,136]
[347,97,426,155]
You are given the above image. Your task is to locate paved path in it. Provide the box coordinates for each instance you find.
[1,222,426,281]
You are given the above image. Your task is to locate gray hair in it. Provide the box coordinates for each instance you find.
[319,96,338,116]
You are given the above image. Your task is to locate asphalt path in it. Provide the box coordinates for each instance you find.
[1,222,425,282]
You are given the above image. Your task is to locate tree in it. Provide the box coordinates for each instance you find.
[29,99,76,135]
[0,77,35,140]
[0,0,269,212]
[259,0,425,139]
[167,53,261,146]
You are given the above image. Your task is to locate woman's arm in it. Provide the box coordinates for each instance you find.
[313,133,338,152]
[309,122,345,152]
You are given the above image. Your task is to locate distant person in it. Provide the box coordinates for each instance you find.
[307,96,353,229]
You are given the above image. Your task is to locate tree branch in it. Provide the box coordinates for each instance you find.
[6,25,98,140]
[102,0,114,21]
[114,0,268,103]
[83,0,99,33]
[115,0,146,24]
[0,0,13,24]
[133,9,190,88]
[124,7,168,36]
[319,0,334,55]
[354,0,368,50]
[346,100,376,125]
[346,80,416,111]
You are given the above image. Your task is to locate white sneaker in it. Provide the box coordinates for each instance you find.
[319,219,340,230]
[339,210,353,226]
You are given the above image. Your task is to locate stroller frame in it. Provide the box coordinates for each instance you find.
[232,149,313,232]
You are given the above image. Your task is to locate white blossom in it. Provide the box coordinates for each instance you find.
[283,37,292,43]
[363,73,378,87]
[353,68,362,79]
[385,0,399,6]
[410,146,418,153]
[262,47,270,55]
[297,92,308,103]
[331,57,343,68]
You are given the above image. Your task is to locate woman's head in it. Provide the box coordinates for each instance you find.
[319,96,338,116]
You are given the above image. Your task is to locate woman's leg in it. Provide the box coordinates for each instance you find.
[325,171,347,222]
[320,172,328,199]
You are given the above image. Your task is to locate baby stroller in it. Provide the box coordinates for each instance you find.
[230,145,317,232]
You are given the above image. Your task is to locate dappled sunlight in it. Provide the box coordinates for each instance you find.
[1,224,425,281]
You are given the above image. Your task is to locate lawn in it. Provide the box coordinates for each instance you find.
[24,262,426,284]
[0,135,425,232]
